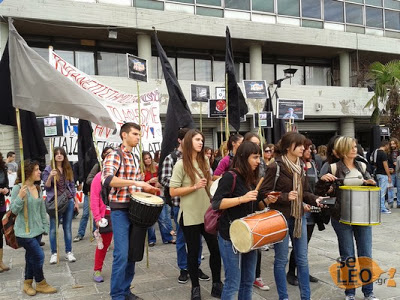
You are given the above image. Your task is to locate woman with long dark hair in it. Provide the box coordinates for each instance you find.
[42,147,78,264]
[212,141,277,299]
[11,160,57,295]
[213,133,243,180]
[0,152,10,272]
[260,132,324,300]
[170,129,222,300]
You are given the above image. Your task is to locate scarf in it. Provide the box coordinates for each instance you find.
[281,155,303,238]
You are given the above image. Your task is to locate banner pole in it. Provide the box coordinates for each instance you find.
[137,81,144,174]
[15,108,29,233]
[199,102,203,132]
[220,118,223,150]
[50,138,60,264]
[225,73,230,140]
[257,101,264,157]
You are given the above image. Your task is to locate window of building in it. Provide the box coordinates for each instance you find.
[385,10,400,30]
[346,3,363,25]
[305,66,331,86]
[197,0,221,6]
[324,0,344,22]
[366,7,383,28]
[278,0,300,16]
[56,50,75,66]
[276,64,304,85]
[213,60,225,82]
[75,51,95,75]
[195,59,212,81]
[365,0,382,7]
[168,0,194,3]
[152,56,176,79]
[97,52,127,77]
[262,64,275,84]
[196,7,224,17]
[302,0,321,19]
[225,0,250,10]
[135,0,164,10]
[32,47,49,62]
[385,0,400,10]
[252,0,274,13]
[177,58,195,80]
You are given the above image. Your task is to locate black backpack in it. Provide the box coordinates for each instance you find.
[101,149,124,206]
[162,151,178,207]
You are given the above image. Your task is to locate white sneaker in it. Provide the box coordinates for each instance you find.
[65,252,76,262]
[288,239,293,248]
[49,253,57,264]
[364,295,379,300]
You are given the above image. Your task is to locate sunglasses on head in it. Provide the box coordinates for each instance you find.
[264,149,271,153]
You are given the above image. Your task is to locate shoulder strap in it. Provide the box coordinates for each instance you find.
[273,162,280,191]
[115,148,125,176]
[330,163,337,177]
[228,171,237,194]
[171,151,178,165]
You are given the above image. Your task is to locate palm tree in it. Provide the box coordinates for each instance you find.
[365,60,400,137]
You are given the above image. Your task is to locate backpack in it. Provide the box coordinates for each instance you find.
[369,149,378,166]
[161,151,179,207]
[101,149,124,206]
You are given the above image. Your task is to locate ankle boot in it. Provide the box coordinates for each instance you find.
[23,279,36,296]
[211,282,223,298]
[0,249,10,271]
[191,286,201,300]
[35,279,57,294]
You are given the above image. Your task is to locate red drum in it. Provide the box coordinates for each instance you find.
[129,192,164,227]
[229,209,288,253]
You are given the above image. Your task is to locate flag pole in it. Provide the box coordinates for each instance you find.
[15,108,29,233]
[199,102,203,132]
[50,139,60,264]
[220,118,223,150]
[257,101,264,156]
[224,73,230,140]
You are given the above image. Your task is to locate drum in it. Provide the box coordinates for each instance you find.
[229,209,288,253]
[129,192,164,227]
[339,186,381,226]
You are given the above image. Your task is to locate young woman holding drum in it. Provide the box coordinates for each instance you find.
[316,136,378,300]
[170,129,222,300]
[259,132,324,300]
[212,141,277,299]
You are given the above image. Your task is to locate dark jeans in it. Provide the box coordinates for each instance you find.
[288,223,315,275]
[0,211,5,248]
[255,250,261,278]
[180,217,221,287]
[16,235,45,282]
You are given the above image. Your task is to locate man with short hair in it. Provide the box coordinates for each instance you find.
[388,138,399,208]
[102,122,158,300]
[160,128,208,284]
[5,151,17,188]
[375,140,392,214]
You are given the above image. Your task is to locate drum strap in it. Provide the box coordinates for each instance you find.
[273,163,280,191]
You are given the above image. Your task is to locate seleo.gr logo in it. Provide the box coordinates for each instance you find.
[330,257,396,289]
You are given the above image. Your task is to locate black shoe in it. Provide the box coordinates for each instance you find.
[309,275,318,282]
[178,269,189,284]
[211,282,223,298]
[198,268,210,281]
[148,242,155,247]
[191,286,201,300]
[286,272,299,286]
[125,292,143,300]
[39,241,45,246]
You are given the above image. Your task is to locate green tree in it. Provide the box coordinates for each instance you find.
[365,60,400,137]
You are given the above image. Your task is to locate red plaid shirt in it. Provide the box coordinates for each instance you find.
[101,144,142,207]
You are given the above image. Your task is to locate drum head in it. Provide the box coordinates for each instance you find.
[210,178,221,198]
[131,192,164,206]
[230,219,253,253]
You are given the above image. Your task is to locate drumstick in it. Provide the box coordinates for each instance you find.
[255,177,264,191]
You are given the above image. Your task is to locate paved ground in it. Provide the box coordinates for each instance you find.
[1,207,400,300]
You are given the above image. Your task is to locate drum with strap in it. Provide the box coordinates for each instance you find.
[129,192,164,227]
[339,186,381,226]
[229,209,288,253]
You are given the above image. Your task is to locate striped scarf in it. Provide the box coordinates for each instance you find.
[282,155,303,238]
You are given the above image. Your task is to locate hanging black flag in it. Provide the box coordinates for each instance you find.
[77,119,98,193]
[0,41,48,162]
[263,87,286,144]
[225,26,248,132]
[154,32,195,168]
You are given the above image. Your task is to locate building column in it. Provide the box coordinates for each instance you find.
[249,44,262,80]
[340,117,355,137]
[0,21,9,58]
[339,52,350,87]
[137,33,152,78]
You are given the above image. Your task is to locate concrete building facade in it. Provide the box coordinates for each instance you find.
[1,0,399,152]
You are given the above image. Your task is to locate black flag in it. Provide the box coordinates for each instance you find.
[0,42,48,162]
[225,26,248,132]
[154,32,195,168]
[263,87,286,144]
[77,120,98,194]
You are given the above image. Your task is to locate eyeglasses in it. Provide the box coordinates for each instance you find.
[264,150,272,153]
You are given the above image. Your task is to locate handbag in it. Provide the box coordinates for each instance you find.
[99,214,113,234]
[204,171,237,235]
[2,210,19,249]
[45,191,70,217]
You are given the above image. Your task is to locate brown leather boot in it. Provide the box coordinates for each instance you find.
[0,249,10,271]
[35,279,57,294]
[23,279,37,296]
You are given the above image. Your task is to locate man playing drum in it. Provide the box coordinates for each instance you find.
[102,122,158,300]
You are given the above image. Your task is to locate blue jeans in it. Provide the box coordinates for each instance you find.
[331,218,373,297]
[147,201,174,244]
[172,206,202,270]
[218,234,257,300]
[77,194,90,237]
[274,215,310,300]
[16,235,44,282]
[110,210,135,300]
[376,174,389,211]
[388,174,400,204]
[49,198,74,254]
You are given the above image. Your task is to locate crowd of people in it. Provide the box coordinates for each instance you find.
[1,123,397,300]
